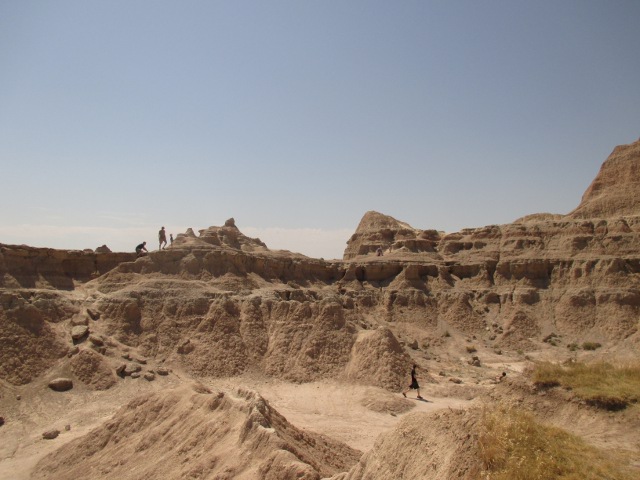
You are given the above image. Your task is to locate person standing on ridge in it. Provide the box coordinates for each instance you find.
[159,226,167,250]
[169,233,174,245]
[402,364,423,399]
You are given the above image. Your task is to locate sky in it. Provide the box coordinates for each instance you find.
[1,1,639,260]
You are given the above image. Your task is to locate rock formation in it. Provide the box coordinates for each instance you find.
[569,138,640,218]
[1,139,640,478]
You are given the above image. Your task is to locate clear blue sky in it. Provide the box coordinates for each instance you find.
[1,1,639,259]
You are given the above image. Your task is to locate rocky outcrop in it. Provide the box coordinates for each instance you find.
[0,244,135,290]
[344,211,441,260]
[172,217,270,253]
[337,140,640,349]
[569,138,640,219]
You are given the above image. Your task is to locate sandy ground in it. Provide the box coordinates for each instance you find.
[209,376,474,452]
[0,370,478,480]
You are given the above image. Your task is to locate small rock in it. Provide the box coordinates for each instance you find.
[409,340,419,350]
[143,372,155,381]
[449,378,463,384]
[130,372,141,379]
[92,345,107,355]
[132,356,147,365]
[122,353,131,361]
[16,395,21,401]
[71,325,89,341]
[42,429,60,440]
[89,335,104,346]
[65,424,71,431]
[156,367,169,376]
[124,363,141,376]
[48,378,73,392]
[70,316,89,327]
[86,308,101,320]
[67,346,80,358]
[438,371,446,377]
[115,364,127,377]
[0,416,5,426]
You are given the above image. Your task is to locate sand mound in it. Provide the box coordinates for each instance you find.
[344,327,409,391]
[32,383,361,480]
[69,349,117,390]
[329,408,481,479]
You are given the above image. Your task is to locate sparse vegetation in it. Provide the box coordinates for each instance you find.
[478,406,636,480]
[532,361,640,410]
[582,342,602,351]
[567,343,579,351]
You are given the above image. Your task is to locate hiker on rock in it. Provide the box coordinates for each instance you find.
[169,233,174,245]
[402,364,423,399]
[159,226,167,249]
[135,241,148,257]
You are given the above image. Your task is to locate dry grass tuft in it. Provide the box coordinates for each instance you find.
[532,361,640,410]
[478,406,636,479]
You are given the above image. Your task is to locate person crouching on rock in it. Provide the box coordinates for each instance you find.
[135,241,148,257]
[402,364,423,399]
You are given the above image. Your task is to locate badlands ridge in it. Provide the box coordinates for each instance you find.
[1,139,639,478]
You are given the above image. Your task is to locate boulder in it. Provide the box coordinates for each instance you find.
[71,325,89,341]
[42,429,60,440]
[48,378,73,392]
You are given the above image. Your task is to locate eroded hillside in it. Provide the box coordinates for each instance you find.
[1,139,640,478]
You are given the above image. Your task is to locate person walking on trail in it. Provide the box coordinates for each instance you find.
[135,241,148,257]
[159,226,167,250]
[402,364,423,399]
[169,233,174,245]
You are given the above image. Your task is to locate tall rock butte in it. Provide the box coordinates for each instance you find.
[569,138,640,219]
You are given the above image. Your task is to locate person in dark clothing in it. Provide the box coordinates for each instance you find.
[402,364,423,399]
[158,227,167,249]
[135,241,148,257]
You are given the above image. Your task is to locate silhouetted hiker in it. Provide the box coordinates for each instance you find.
[159,226,167,249]
[135,242,148,257]
[169,233,174,245]
[402,364,423,399]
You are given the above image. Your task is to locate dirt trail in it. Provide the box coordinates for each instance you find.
[209,377,476,452]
